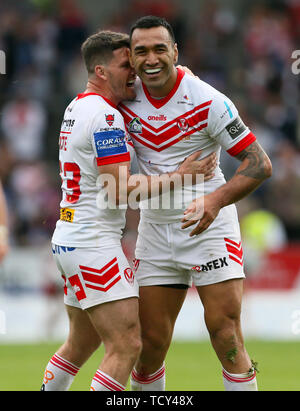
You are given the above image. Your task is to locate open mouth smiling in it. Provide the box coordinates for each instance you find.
[144,68,162,75]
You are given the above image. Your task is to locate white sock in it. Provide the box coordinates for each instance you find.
[222,368,258,391]
[131,363,165,391]
[90,370,125,391]
[41,353,80,391]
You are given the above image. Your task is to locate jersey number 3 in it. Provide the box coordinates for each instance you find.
[59,161,81,204]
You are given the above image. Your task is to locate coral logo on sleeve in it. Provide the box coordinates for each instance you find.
[94,130,128,158]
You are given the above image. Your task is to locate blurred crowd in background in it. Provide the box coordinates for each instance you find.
[0,0,299,268]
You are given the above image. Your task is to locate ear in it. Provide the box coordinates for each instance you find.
[95,65,106,80]
[128,48,134,68]
[173,43,179,64]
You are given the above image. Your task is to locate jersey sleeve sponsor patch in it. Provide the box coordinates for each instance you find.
[207,93,254,155]
[93,129,130,165]
[225,116,247,140]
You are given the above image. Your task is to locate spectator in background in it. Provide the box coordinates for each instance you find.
[55,0,87,86]
[240,202,288,273]
[1,92,47,164]
[242,3,298,145]
[264,140,300,240]
[8,161,60,246]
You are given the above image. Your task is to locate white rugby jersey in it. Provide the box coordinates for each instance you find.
[52,93,131,247]
[119,68,256,223]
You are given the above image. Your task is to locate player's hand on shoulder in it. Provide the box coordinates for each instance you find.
[176,65,199,79]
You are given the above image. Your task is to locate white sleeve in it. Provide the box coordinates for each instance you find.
[87,109,131,166]
[207,92,256,156]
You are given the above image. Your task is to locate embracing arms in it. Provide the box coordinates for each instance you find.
[98,150,217,206]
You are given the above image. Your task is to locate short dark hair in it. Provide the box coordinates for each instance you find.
[130,16,175,44]
[81,31,130,74]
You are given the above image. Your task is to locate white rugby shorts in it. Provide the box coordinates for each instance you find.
[52,243,139,309]
[134,205,245,287]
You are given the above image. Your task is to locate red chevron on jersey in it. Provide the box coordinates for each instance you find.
[120,100,211,134]
[119,100,212,152]
[224,238,244,266]
[79,257,121,292]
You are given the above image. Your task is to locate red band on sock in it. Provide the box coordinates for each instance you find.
[131,365,165,384]
[93,371,125,391]
[49,354,79,376]
[222,369,256,383]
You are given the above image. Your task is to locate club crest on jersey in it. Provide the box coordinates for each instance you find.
[105,114,115,127]
[128,117,142,133]
[177,118,189,132]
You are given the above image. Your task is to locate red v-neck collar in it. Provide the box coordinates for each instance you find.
[76,92,117,109]
[142,67,185,109]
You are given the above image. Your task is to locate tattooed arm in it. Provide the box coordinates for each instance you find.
[181,141,272,236]
[215,141,272,204]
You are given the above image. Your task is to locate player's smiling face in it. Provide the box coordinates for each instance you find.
[105,47,137,104]
[130,26,178,97]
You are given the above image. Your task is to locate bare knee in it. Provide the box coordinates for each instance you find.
[141,324,172,354]
[121,327,142,360]
[203,291,242,339]
[205,310,248,367]
[105,322,142,365]
[199,280,251,371]
[137,324,173,375]
[206,308,244,350]
[207,312,241,340]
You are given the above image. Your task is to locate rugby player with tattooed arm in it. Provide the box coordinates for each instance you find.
[118,16,272,391]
